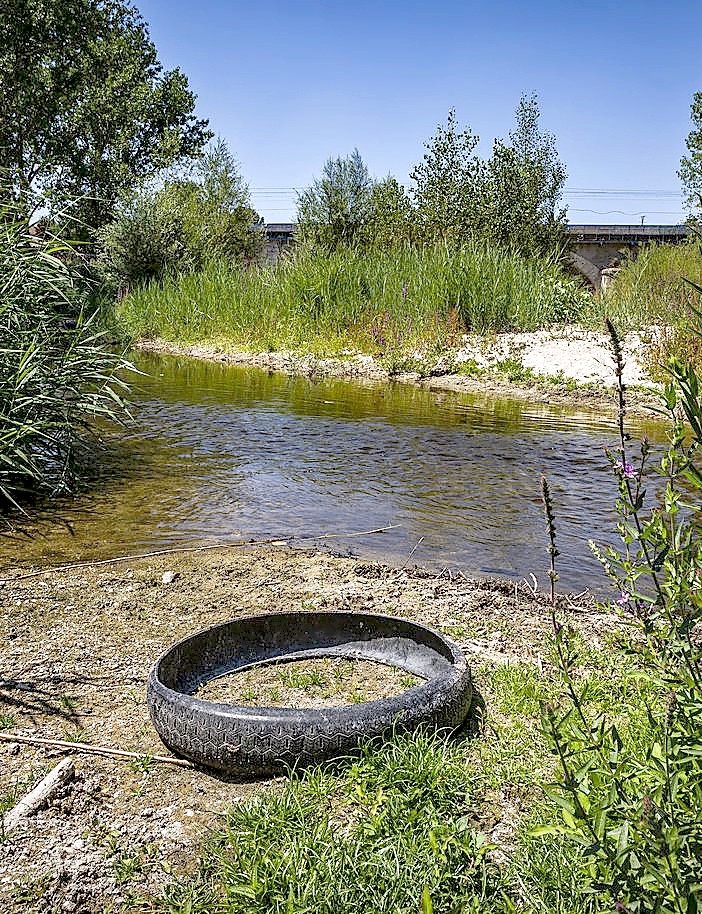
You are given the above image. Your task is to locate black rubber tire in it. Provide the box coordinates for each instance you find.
[147,611,472,774]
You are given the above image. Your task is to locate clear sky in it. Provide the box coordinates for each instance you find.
[138,0,702,225]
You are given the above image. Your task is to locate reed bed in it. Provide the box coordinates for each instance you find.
[586,238,702,370]
[0,212,129,513]
[589,238,702,331]
[117,244,587,356]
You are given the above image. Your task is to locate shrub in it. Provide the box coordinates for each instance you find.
[97,139,262,292]
[540,321,702,913]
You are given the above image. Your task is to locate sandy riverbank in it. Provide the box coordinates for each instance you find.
[135,325,661,418]
[0,545,612,912]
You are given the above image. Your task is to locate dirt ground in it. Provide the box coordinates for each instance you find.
[0,544,613,913]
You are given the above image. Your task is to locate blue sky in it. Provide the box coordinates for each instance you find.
[139,0,702,225]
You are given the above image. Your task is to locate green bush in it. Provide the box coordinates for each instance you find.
[0,208,129,512]
[97,140,262,292]
[540,323,702,913]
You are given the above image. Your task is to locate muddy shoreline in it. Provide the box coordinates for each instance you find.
[135,333,662,419]
[0,545,613,912]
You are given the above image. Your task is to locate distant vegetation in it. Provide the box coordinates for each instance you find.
[592,238,702,369]
[96,138,262,293]
[111,94,580,352]
[117,245,587,360]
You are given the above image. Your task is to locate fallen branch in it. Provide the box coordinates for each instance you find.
[2,758,74,835]
[0,733,195,768]
[0,524,400,584]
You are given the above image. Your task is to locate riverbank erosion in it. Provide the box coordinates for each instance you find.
[135,324,661,418]
[0,545,616,912]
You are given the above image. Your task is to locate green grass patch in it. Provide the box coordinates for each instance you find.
[160,732,502,914]
[156,637,660,914]
[116,244,588,357]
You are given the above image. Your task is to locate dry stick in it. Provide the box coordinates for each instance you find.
[0,524,401,584]
[392,536,425,580]
[2,758,75,835]
[0,733,195,769]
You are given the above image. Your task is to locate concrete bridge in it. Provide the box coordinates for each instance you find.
[566,224,690,289]
[263,222,691,288]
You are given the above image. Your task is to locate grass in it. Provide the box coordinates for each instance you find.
[585,238,702,369]
[157,636,658,914]
[115,244,589,358]
[199,658,422,708]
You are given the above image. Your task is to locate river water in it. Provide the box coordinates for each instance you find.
[2,352,664,592]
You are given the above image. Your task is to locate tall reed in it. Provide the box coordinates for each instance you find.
[0,210,129,513]
[587,239,702,370]
[117,244,587,355]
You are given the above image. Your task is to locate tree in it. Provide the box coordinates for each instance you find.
[0,0,211,233]
[410,109,483,244]
[176,138,261,262]
[296,149,373,249]
[362,176,414,249]
[97,139,261,290]
[679,91,702,217]
[480,94,567,256]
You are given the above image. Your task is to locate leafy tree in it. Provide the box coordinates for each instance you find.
[679,91,702,217]
[480,94,567,256]
[97,139,261,290]
[296,150,373,249]
[175,139,262,263]
[409,99,565,254]
[0,0,211,233]
[410,109,483,244]
[362,176,414,249]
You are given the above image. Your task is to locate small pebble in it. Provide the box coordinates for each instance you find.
[162,571,178,585]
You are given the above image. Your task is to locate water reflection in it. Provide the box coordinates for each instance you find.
[3,352,665,591]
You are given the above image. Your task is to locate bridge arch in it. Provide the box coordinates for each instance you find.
[566,252,602,289]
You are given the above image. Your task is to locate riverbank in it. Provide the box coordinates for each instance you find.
[0,543,627,912]
[135,323,661,418]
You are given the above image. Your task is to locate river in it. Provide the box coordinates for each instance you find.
[1,352,664,592]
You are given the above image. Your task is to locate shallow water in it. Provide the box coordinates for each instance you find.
[2,352,665,592]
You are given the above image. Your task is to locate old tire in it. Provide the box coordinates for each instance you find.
[147,611,472,774]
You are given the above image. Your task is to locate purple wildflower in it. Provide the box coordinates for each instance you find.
[616,591,630,607]
[621,459,636,479]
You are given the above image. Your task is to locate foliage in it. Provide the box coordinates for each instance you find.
[362,176,414,249]
[0,204,129,512]
[587,239,702,370]
[540,320,702,913]
[480,94,567,257]
[116,244,587,354]
[160,732,501,914]
[0,0,211,233]
[96,139,261,290]
[296,149,374,249]
[409,97,566,255]
[95,188,192,292]
[410,109,483,244]
[679,90,702,218]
